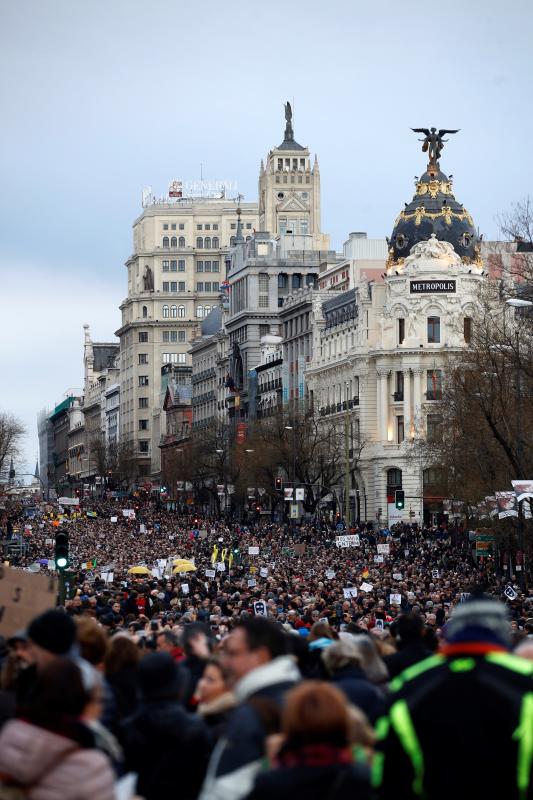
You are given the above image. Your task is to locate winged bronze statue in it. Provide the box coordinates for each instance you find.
[411,127,460,167]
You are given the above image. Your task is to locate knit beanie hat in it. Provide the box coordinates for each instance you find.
[27,610,76,655]
[445,597,511,647]
[139,652,185,701]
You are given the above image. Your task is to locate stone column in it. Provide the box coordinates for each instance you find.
[413,368,423,436]
[403,368,411,438]
[378,370,389,441]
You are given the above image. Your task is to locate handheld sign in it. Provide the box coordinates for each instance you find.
[0,565,57,637]
[253,600,268,616]
[390,593,402,605]
[343,587,358,599]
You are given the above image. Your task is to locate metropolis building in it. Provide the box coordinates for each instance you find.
[306,135,485,526]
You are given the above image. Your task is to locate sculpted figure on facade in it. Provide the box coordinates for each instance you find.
[404,234,462,268]
[143,265,154,291]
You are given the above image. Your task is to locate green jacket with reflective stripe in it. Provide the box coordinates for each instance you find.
[373,651,533,800]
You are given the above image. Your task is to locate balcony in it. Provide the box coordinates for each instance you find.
[393,391,404,402]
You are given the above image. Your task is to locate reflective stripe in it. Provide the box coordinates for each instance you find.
[486,652,533,676]
[449,658,476,672]
[513,693,533,800]
[374,716,390,741]
[390,654,445,692]
[371,751,384,788]
[390,699,425,797]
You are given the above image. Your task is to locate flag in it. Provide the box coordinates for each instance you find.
[228,552,234,570]
[221,548,228,563]
[362,568,369,578]
[211,545,219,565]
[82,558,97,570]
[87,511,97,518]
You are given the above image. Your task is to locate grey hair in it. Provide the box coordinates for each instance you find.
[347,635,389,684]
[322,639,364,674]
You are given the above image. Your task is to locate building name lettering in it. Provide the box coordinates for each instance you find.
[410,280,456,294]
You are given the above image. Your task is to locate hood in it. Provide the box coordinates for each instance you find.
[0,720,78,784]
[198,691,237,717]
[235,655,300,702]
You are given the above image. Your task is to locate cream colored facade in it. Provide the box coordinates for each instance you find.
[306,237,484,526]
[116,198,258,479]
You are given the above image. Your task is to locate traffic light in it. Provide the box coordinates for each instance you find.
[275,477,282,491]
[395,490,405,510]
[55,531,69,570]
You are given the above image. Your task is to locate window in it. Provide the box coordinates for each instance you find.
[259,324,269,337]
[278,273,288,289]
[178,305,185,317]
[196,237,203,248]
[394,371,404,399]
[162,237,169,248]
[258,274,269,292]
[142,306,148,318]
[427,316,440,343]
[259,295,269,308]
[138,332,148,343]
[139,397,148,408]
[178,281,185,291]
[204,261,211,272]
[170,331,178,342]
[197,307,204,318]
[178,353,186,364]
[230,223,236,230]
[139,419,149,430]
[464,317,472,343]
[178,330,186,342]
[138,354,148,365]
[170,282,177,292]
[426,369,443,400]
[427,414,443,442]
[139,440,149,453]
[279,217,287,235]
[386,468,402,489]
[170,305,178,318]
[397,415,404,443]
[170,260,177,271]
[205,282,212,291]
[423,467,445,487]
[398,318,405,344]
[171,236,177,247]
[204,237,211,249]
[162,260,170,272]
[197,282,204,291]
[163,281,169,291]
[212,224,218,230]
[162,305,169,318]
[197,261,204,272]
[179,236,185,247]
[212,260,219,272]
[163,224,168,230]
[163,331,170,342]
[246,223,252,230]
[179,223,184,230]
[204,224,211,231]
[139,376,149,386]
[212,236,219,248]
[197,224,202,230]
[178,260,185,271]
[292,274,302,289]
[212,281,219,291]
[171,223,176,230]
[230,236,236,246]
[204,305,211,315]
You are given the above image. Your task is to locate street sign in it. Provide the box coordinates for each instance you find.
[290,503,299,519]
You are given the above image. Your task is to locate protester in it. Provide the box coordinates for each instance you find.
[322,639,385,723]
[119,652,211,800]
[382,613,432,679]
[104,634,140,729]
[245,681,371,800]
[0,658,115,799]
[196,658,237,739]
[200,617,300,800]
[375,595,533,800]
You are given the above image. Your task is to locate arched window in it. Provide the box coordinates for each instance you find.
[196,306,204,318]
[179,236,185,247]
[162,305,169,318]
[162,237,169,248]
[142,306,148,318]
[386,468,402,489]
[212,236,219,249]
[171,236,177,248]
[178,305,185,318]
[204,236,211,249]
[204,305,211,316]
[196,237,203,248]
[230,236,236,246]
[170,305,177,318]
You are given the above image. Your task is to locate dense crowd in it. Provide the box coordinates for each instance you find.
[1,496,533,799]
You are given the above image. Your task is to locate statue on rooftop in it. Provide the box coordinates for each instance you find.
[411,127,459,168]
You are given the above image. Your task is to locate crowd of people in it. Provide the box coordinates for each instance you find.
[1,495,533,799]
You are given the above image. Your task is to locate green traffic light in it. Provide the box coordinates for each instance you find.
[56,556,68,569]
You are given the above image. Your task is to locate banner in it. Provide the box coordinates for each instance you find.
[284,488,294,500]
[512,481,533,503]
[496,492,518,519]
[336,534,360,548]
[0,566,57,637]
[343,587,358,599]
[295,487,305,501]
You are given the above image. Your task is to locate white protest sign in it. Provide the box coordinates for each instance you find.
[248,546,260,555]
[390,593,402,605]
[151,568,162,579]
[101,572,114,584]
[336,534,360,548]
[260,568,268,578]
[360,582,374,593]
[181,583,189,594]
[343,587,358,599]
[404,550,409,557]
[205,569,216,579]
[374,555,384,563]
[295,488,305,501]
[504,584,518,600]
[110,516,118,523]
[45,538,53,546]
[377,543,390,554]
[325,570,336,579]
[157,559,168,568]
[217,562,226,572]
[122,509,135,519]
[392,573,403,581]
[248,579,257,588]
[253,600,268,616]
[431,569,439,579]
[140,524,147,534]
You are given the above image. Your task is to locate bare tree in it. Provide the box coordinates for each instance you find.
[0,412,26,480]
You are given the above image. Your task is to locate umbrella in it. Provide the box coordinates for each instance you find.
[172,560,197,574]
[128,566,151,575]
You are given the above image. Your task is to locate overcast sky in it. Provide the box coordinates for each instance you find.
[1,0,532,474]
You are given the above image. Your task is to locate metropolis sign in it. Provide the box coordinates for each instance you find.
[410,280,456,294]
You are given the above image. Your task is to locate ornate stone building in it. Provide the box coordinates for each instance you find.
[306,135,485,526]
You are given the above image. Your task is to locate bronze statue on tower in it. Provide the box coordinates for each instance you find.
[412,127,459,169]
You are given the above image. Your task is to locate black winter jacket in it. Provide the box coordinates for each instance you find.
[330,665,386,722]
